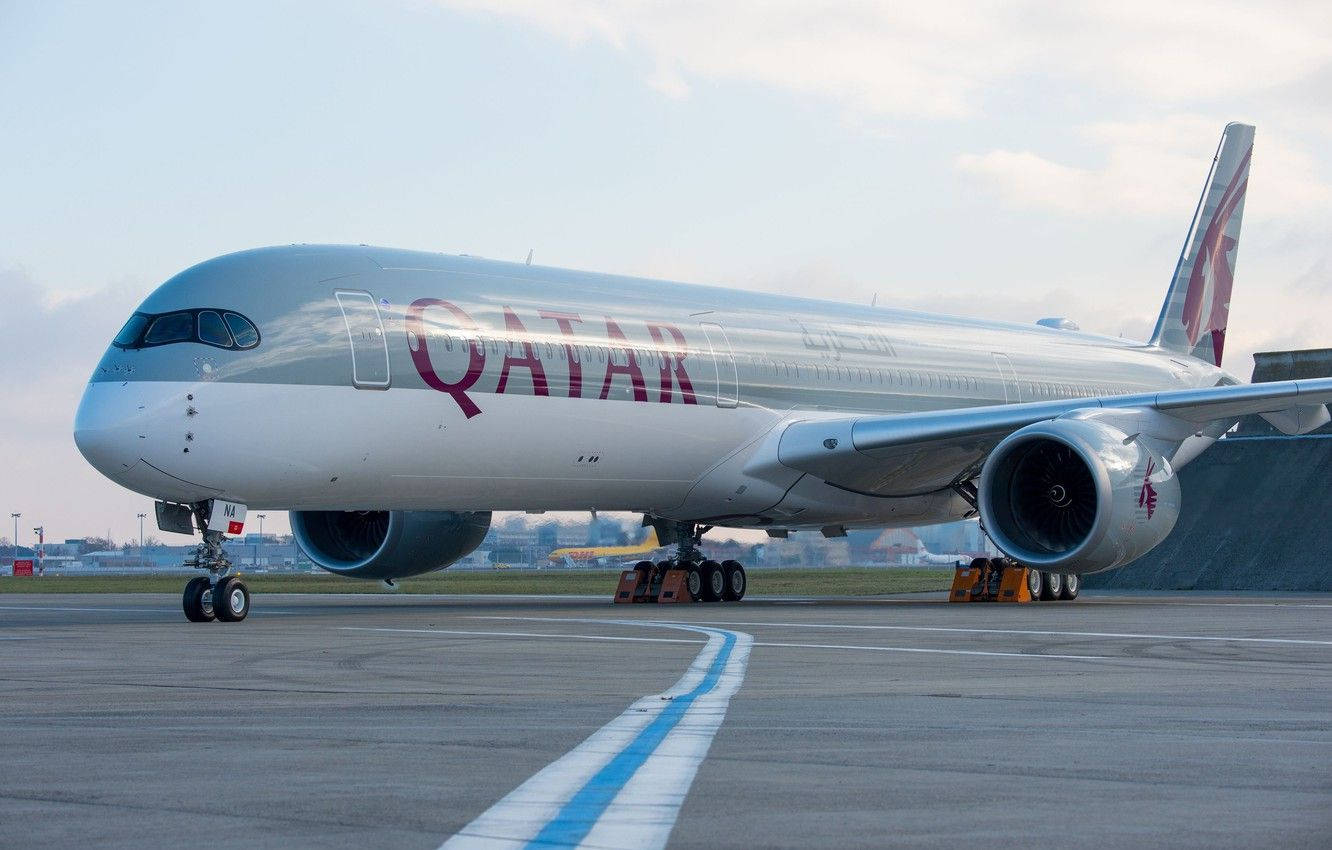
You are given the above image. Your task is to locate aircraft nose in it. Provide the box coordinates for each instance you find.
[74,382,143,481]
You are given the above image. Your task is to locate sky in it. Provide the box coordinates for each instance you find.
[2,0,1330,547]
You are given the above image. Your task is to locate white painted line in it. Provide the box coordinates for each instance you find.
[1049,600,1332,609]
[478,616,1332,649]
[352,623,1108,661]
[0,604,298,615]
[340,627,703,647]
[0,604,179,613]
[699,619,1332,647]
[752,640,1108,661]
[271,592,610,601]
[434,621,752,850]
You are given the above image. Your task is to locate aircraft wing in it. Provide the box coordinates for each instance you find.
[774,377,1332,498]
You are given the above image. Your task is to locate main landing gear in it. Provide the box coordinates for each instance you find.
[179,507,250,623]
[618,522,748,603]
[949,557,1080,603]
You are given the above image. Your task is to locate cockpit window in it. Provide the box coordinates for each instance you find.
[112,308,261,351]
[223,312,259,348]
[113,314,150,347]
[144,312,195,344]
[197,311,232,347]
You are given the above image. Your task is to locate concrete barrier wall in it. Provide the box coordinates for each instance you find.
[1084,436,1332,591]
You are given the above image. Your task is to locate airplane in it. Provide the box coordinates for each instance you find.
[548,528,664,568]
[74,122,1332,622]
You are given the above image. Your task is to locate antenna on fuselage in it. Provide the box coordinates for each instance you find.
[525,248,534,266]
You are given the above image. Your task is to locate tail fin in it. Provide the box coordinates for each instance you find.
[1150,122,1254,367]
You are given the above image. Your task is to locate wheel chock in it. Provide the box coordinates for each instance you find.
[949,559,1034,603]
[613,570,644,603]
[996,565,1035,602]
[655,569,689,603]
[949,561,986,602]
[613,568,691,603]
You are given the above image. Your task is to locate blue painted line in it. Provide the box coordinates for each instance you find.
[525,630,737,849]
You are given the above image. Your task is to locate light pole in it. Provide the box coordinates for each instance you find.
[256,514,266,569]
[10,513,19,563]
[137,513,147,564]
[32,525,43,576]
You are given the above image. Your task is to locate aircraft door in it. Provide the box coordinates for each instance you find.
[699,321,739,408]
[992,352,1021,403]
[335,290,391,389]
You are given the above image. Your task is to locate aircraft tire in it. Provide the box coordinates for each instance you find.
[1025,567,1044,601]
[182,577,215,622]
[1041,571,1062,601]
[685,565,704,602]
[701,560,725,602]
[721,560,746,601]
[1059,573,1080,600]
[214,577,250,622]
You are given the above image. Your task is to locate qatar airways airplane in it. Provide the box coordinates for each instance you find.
[75,123,1331,622]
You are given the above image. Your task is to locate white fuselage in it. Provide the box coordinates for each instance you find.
[74,245,1230,531]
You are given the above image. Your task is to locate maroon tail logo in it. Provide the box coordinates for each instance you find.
[1138,458,1158,520]
[1180,145,1251,367]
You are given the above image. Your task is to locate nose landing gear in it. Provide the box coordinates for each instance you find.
[176,501,251,623]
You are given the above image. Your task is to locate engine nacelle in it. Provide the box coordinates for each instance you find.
[290,510,491,579]
[978,419,1180,574]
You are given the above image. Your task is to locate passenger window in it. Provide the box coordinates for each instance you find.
[144,312,194,344]
[223,313,260,348]
[198,311,232,347]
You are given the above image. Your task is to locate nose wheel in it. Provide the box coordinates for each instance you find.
[181,574,250,622]
[179,521,251,623]
[183,577,215,622]
[214,576,251,621]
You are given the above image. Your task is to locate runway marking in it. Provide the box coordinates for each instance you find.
[0,604,298,615]
[517,617,1332,648]
[0,604,179,613]
[340,626,704,647]
[751,640,1107,660]
[429,621,752,850]
[352,624,1109,661]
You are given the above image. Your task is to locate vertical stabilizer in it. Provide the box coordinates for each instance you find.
[1150,123,1254,367]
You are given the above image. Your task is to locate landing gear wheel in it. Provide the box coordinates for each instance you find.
[1041,571,1062,601]
[685,565,704,602]
[701,560,725,602]
[1026,567,1044,601]
[721,560,747,602]
[182,576,215,622]
[1059,573,1080,600]
[213,576,250,622]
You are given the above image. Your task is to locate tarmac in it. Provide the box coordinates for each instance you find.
[2,591,1330,848]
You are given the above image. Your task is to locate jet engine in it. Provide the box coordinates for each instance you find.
[290,510,491,579]
[978,418,1180,574]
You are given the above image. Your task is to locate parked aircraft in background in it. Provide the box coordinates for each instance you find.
[74,122,1332,621]
[548,528,663,568]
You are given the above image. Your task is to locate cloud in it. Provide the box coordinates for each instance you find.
[435,1,1332,119]
[955,116,1332,223]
